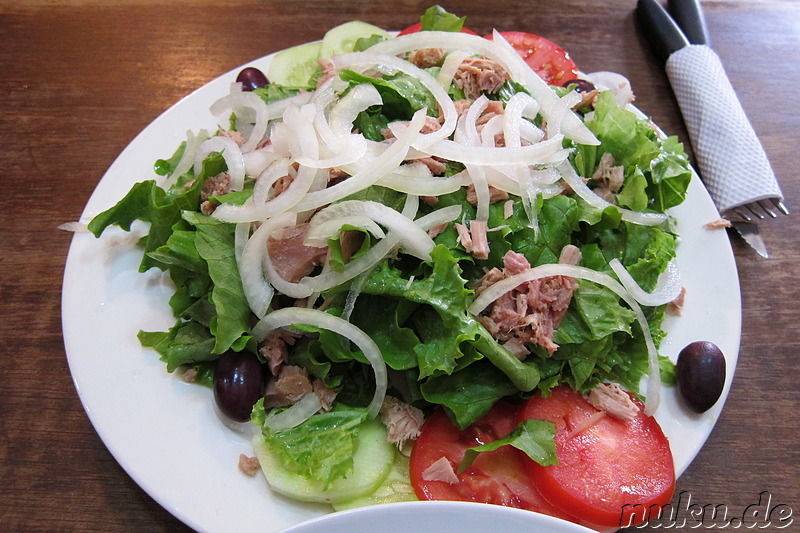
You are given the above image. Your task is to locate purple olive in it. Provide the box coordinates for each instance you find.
[236,67,269,91]
[676,341,726,413]
[562,78,596,93]
[213,351,265,422]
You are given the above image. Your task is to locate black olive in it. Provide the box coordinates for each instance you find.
[213,351,265,422]
[561,78,596,92]
[236,67,269,91]
[676,341,726,413]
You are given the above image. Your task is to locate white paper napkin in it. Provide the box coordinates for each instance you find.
[665,44,783,214]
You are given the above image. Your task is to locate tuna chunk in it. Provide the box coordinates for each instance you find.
[258,329,299,376]
[455,220,490,260]
[453,57,510,99]
[263,365,313,409]
[380,396,425,448]
[199,171,232,214]
[475,247,580,355]
[238,454,261,477]
[267,223,328,283]
[408,48,446,68]
[421,456,459,485]
[591,153,624,204]
[586,383,640,421]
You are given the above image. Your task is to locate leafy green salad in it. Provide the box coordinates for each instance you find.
[88,6,692,510]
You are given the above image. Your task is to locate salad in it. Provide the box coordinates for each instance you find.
[87,6,694,530]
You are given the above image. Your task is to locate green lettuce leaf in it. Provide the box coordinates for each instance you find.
[340,68,438,137]
[87,152,227,272]
[138,322,217,372]
[420,5,467,32]
[459,419,558,472]
[420,361,519,429]
[362,245,539,391]
[262,408,369,488]
[182,211,252,354]
[577,91,692,213]
[253,84,300,104]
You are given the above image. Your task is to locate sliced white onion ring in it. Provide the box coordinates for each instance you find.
[436,49,471,90]
[251,158,292,205]
[164,129,209,189]
[423,135,568,167]
[262,393,323,432]
[331,52,457,149]
[210,89,270,153]
[308,199,435,260]
[244,148,283,182]
[299,233,402,296]
[468,263,662,415]
[378,172,462,197]
[240,213,296,317]
[328,83,383,137]
[585,71,635,108]
[413,204,463,230]
[503,91,540,148]
[609,258,683,307]
[194,136,246,191]
[213,163,319,223]
[295,134,368,169]
[557,161,668,226]
[480,115,505,148]
[305,215,386,246]
[296,108,427,211]
[234,221,250,266]
[253,307,387,418]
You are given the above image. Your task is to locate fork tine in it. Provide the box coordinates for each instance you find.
[757,200,778,218]
[734,207,753,222]
[746,203,766,219]
[771,198,790,215]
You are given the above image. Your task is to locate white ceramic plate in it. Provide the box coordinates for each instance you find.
[62,46,741,533]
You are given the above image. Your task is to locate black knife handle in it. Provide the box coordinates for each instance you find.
[668,0,711,45]
[637,0,691,62]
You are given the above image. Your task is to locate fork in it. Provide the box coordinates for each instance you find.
[729,199,789,222]
[637,0,787,257]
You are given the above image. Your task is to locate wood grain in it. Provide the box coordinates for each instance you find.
[1,1,798,531]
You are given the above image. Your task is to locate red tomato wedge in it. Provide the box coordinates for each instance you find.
[409,402,578,522]
[487,31,578,86]
[397,22,478,36]
[517,385,676,527]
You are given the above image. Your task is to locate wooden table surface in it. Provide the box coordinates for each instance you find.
[2,1,798,531]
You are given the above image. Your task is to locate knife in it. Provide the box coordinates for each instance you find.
[728,220,769,258]
[637,0,785,258]
[667,0,710,46]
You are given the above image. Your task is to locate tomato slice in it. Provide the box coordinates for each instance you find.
[397,22,478,36]
[487,31,578,86]
[409,402,578,522]
[517,385,676,527]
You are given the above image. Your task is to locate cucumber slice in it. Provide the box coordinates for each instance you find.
[267,21,388,89]
[319,20,390,59]
[267,41,323,88]
[332,451,418,511]
[252,418,394,504]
